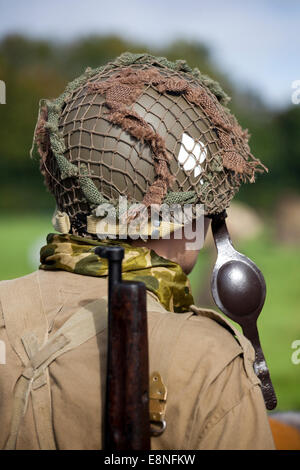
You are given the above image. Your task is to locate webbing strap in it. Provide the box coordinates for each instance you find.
[0,273,55,449]
[5,332,57,450]
[0,273,48,366]
[0,273,108,450]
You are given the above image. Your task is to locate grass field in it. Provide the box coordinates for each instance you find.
[0,213,299,411]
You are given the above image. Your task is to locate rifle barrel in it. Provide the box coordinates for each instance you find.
[95,246,150,450]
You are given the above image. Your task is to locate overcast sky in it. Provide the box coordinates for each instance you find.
[0,0,299,108]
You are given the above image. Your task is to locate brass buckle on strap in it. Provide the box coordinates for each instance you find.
[149,372,167,437]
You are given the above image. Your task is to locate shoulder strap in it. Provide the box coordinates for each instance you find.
[189,304,259,385]
[0,273,108,450]
[0,273,56,449]
[0,273,48,365]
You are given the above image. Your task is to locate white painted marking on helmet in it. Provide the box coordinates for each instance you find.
[178,133,207,181]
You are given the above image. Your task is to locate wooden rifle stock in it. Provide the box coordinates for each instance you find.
[95,246,150,450]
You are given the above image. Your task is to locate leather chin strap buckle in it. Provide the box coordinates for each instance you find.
[210,211,277,411]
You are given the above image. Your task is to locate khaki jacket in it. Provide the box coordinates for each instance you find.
[0,269,275,450]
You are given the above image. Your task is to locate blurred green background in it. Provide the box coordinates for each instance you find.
[0,2,299,412]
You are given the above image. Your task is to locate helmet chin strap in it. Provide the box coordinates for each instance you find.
[210,211,277,411]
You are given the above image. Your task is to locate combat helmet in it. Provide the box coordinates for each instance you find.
[32,52,267,238]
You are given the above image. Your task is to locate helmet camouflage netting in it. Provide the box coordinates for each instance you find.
[32,52,267,236]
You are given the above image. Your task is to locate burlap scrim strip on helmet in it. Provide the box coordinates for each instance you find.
[88,68,175,207]
[88,66,266,205]
[35,106,50,181]
[35,105,64,192]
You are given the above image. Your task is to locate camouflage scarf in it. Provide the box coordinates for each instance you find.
[40,233,194,313]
